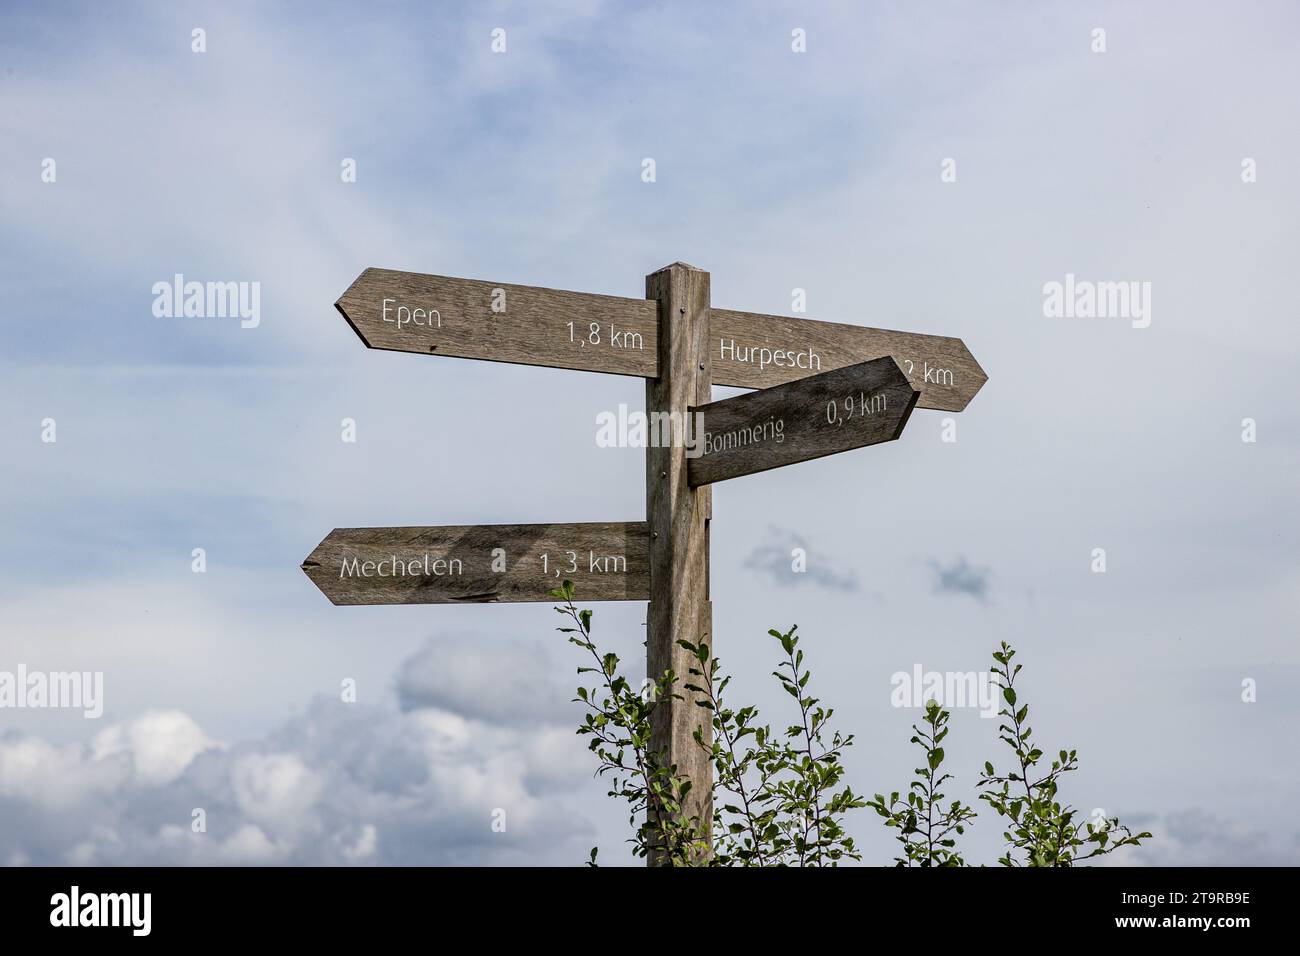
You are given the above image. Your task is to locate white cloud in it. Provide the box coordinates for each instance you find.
[92,710,217,786]
[0,638,601,866]
[1102,809,1300,867]
[396,634,572,724]
[230,752,323,836]
[0,734,126,810]
[217,824,283,864]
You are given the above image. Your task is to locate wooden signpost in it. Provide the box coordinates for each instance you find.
[308,261,986,864]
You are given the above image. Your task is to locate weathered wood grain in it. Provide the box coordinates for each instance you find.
[710,308,986,411]
[301,522,648,605]
[645,262,713,863]
[688,356,919,486]
[338,268,986,410]
[336,268,659,378]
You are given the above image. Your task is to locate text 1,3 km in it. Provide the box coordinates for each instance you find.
[539,550,629,576]
[566,321,645,351]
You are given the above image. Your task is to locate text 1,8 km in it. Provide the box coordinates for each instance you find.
[566,321,645,351]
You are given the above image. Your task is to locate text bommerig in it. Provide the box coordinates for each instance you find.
[700,415,784,456]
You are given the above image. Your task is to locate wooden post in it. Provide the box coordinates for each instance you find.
[644,262,713,865]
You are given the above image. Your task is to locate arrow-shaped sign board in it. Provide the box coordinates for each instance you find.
[687,356,919,486]
[709,309,984,413]
[336,268,986,411]
[302,521,649,605]
[337,268,660,378]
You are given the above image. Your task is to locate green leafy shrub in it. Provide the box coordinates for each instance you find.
[554,584,1151,867]
[867,699,976,866]
[554,582,862,866]
[976,642,1151,866]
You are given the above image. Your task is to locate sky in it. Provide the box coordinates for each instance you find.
[1,0,1298,866]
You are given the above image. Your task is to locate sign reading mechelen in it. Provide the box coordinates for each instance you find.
[302,521,649,605]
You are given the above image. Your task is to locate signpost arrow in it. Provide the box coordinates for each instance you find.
[709,308,986,412]
[688,355,919,486]
[336,268,986,410]
[301,521,649,605]
[336,267,659,378]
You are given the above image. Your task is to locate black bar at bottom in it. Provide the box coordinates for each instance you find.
[0,865,1282,941]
